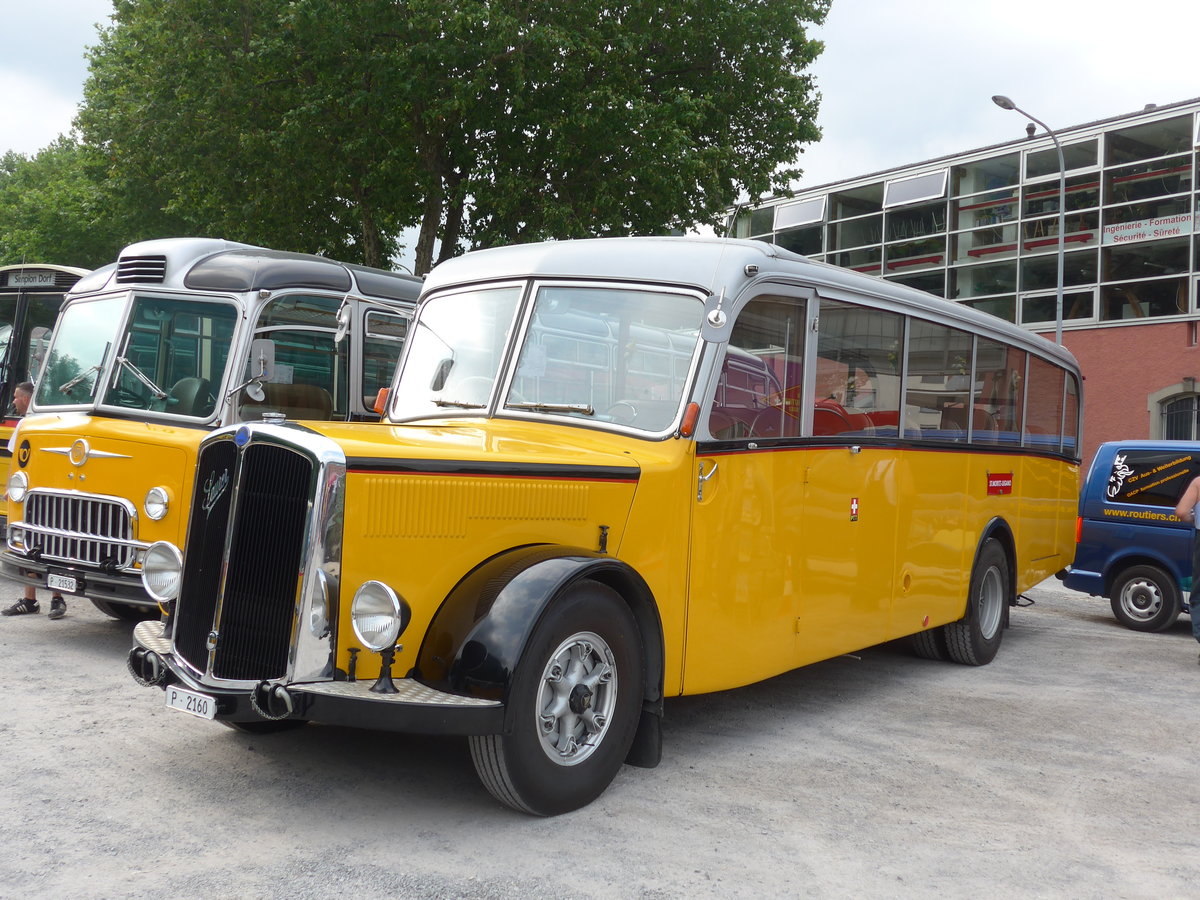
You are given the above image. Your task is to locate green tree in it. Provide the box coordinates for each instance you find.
[0,138,183,268]
[80,0,421,269]
[78,0,829,274]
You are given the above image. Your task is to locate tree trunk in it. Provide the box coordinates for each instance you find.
[436,172,465,266]
[414,190,441,276]
[357,194,383,269]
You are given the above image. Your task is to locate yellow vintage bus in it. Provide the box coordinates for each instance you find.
[4,238,419,620]
[127,237,1081,815]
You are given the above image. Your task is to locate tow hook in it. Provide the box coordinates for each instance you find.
[128,647,167,687]
[251,681,295,720]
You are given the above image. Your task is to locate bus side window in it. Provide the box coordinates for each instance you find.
[813,299,903,437]
[707,296,804,440]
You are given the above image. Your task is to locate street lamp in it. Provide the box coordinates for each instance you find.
[992,94,1066,345]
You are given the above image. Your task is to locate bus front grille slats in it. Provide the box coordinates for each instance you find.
[175,440,312,682]
[23,492,135,568]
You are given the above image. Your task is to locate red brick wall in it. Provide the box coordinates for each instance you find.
[1040,321,1200,470]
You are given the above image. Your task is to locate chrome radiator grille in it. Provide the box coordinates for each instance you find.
[18,490,138,569]
[175,438,314,682]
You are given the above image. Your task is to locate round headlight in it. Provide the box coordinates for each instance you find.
[7,470,28,503]
[142,541,183,602]
[351,581,411,652]
[144,486,169,521]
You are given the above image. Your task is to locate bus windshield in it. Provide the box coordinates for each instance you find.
[506,285,704,431]
[391,283,705,433]
[34,295,126,407]
[100,295,239,418]
[391,286,524,417]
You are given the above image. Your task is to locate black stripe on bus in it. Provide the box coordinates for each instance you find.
[346,458,642,482]
[696,437,1079,463]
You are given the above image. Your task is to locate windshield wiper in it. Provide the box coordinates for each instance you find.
[58,365,102,395]
[506,401,595,415]
[115,356,168,400]
[432,398,487,409]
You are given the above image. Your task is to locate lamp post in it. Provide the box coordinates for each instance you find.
[992,95,1066,345]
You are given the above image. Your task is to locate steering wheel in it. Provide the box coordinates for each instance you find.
[606,400,638,425]
[111,386,150,408]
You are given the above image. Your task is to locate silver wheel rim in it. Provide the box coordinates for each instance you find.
[535,630,617,766]
[1119,578,1163,621]
[978,566,1004,640]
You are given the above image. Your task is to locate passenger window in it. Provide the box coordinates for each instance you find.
[975,339,1025,446]
[1024,355,1065,449]
[707,296,804,439]
[906,319,974,442]
[813,299,903,437]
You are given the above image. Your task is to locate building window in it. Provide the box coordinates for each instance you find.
[775,225,823,256]
[883,169,948,208]
[1101,277,1188,320]
[1025,139,1097,180]
[1105,115,1193,166]
[1163,395,1200,440]
[952,153,1019,197]
[775,197,826,229]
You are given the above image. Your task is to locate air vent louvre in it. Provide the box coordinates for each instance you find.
[116,254,167,284]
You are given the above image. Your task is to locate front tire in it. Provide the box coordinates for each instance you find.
[1109,565,1181,632]
[469,580,643,816]
[219,719,309,735]
[945,539,1009,666]
[90,599,159,622]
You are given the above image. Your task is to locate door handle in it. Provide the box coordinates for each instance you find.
[697,459,718,501]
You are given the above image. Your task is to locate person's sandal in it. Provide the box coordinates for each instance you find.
[1,597,40,616]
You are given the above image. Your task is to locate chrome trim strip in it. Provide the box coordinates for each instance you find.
[294,680,500,708]
[39,445,132,460]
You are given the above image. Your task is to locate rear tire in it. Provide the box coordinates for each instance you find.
[469,580,643,816]
[1109,565,1181,632]
[911,627,948,660]
[945,539,1009,666]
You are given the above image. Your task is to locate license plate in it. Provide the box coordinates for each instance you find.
[46,571,80,594]
[166,686,217,720]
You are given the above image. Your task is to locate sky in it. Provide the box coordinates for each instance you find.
[2,0,1198,192]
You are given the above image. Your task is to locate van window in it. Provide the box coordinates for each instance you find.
[1105,449,1200,507]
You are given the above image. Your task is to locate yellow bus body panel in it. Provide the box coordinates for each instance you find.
[683,443,1077,695]
[7,413,204,550]
[308,417,1077,698]
[323,420,694,693]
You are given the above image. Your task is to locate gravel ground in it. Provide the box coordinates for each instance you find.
[1,574,1197,899]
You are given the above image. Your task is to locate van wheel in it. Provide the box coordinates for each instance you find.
[469,580,643,816]
[1110,565,1181,632]
[944,539,1009,666]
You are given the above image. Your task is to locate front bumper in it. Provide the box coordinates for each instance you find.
[129,620,505,735]
[0,550,156,607]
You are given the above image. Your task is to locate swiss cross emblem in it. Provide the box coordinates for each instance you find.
[850,497,859,521]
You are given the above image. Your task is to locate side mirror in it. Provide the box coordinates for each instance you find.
[334,298,352,344]
[248,338,275,382]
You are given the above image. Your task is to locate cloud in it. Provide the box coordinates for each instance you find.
[798,0,1199,190]
[0,72,81,156]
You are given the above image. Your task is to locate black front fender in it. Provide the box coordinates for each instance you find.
[414,545,662,714]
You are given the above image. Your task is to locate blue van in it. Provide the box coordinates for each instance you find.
[1062,441,1198,631]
